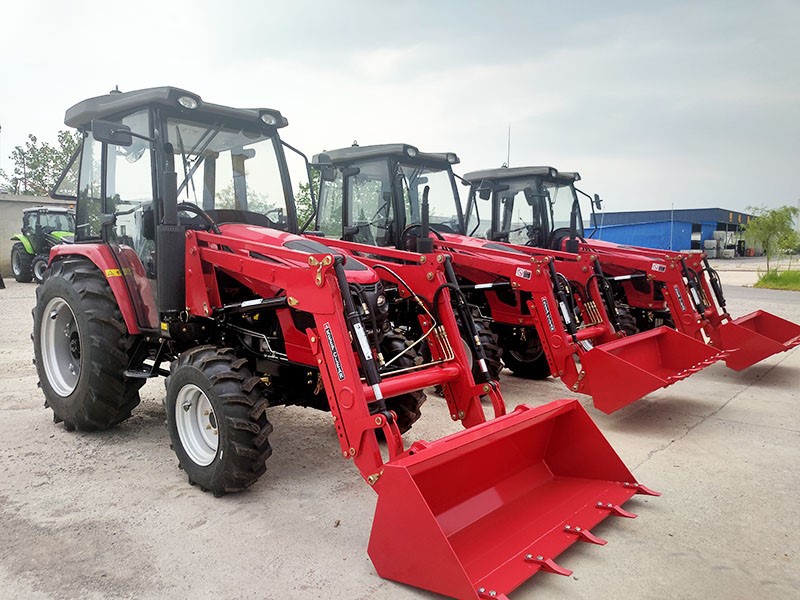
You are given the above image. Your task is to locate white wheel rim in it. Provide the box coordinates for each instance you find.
[12,251,22,276]
[462,338,474,370]
[175,384,219,466]
[34,260,47,280]
[40,297,81,396]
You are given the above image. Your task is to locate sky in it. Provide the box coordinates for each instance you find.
[1,0,798,214]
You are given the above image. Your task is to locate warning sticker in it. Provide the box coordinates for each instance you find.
[515,267,532,280]
[651,263,667,273]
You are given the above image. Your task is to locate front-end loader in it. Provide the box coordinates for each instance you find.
[461,166,800,371]
[32,88,657,598]
[310,144,724,413]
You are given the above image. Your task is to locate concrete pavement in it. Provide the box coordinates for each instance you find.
[0,279,798,600]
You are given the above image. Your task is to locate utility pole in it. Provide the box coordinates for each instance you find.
[506,123,511,167]
[669,202,674,251]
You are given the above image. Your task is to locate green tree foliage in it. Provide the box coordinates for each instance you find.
[1,130,81,195]
[743,205,800,271]
[295,168,320,228]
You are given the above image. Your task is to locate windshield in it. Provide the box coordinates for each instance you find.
[39,212,75,232]
[493,179,550,246]
[545,181,582,236]
[166,117,289,228]
[397,162,461,232]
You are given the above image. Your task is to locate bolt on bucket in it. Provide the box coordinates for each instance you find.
[580,326,724,413]
[368,399,657,599]
[712,310,800,371]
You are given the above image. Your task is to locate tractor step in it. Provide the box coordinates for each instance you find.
[124,366,170,379]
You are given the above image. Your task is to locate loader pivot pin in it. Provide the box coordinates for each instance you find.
[523,554,573,576]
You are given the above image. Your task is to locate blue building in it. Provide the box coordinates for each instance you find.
[587,207,754,253]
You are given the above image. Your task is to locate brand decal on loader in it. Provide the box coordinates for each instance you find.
[323,322,346,381]
[651,262,667,273]
[673,285,687,311]
[515,267,533,280]
[541,298,557,332]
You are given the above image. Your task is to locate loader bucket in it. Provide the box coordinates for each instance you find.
[581,326,724,413]
[368,400,657,599]
[714,310,800,371]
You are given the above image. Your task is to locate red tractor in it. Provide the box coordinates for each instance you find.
[461,166,800,371]
[33,88,656,598]
[310,144,724,413]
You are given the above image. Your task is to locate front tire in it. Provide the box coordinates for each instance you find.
[471,317,503,382]
[32,256,49,284]
[380,331,426,434]
[32,258,143,430]
[499,326,552,379]
[165,346,273,496]
[11,243,33,283]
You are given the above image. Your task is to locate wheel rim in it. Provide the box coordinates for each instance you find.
[34,260,47,281]
[509,329,543,363]
[11,251,22,276]
[461,338,474,370]
[40,297,81,396]
[175,384,219,466]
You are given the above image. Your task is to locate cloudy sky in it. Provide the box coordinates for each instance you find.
[1,0,798,213]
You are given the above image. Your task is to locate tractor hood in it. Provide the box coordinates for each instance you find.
[217,223,377,284]
[438,231,529,256]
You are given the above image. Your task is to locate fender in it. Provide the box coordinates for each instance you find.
[10,234,34,255]
[50,244,144,335]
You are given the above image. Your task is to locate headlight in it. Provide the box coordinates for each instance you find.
[177,96,198,109]
[406,146,418,158]
[446,153,458,164]
[260,113,278,126]
[549,168,558,178]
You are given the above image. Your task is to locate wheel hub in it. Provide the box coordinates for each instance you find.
[175,384,219,466]
[40,297,81,397]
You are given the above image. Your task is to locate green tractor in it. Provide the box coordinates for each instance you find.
[10,206,75,283]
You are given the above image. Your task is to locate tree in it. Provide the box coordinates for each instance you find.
[743,205,800,271]
[0,130,81,196]
[294,168,320,228]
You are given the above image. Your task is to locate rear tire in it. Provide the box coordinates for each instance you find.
[32,256,49,284]
[165,346,273,496]
[11,243,33,283]
[32,258,144,430]
[499,326,551,379]
[380,331,426,434]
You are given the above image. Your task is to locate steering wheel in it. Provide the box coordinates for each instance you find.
[548,227,585,251]
[399,223,446,252]
[177,202,221,235]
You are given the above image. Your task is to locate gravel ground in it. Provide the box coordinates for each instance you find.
[1,275,798,600]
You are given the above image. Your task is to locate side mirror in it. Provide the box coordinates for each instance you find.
[312,153,337,182]
[593,193,603,210]
[477,179,493,200]
[523,186,536,206]
[92,120,132,147]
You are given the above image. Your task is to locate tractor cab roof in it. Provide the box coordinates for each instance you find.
[314,143,459,168]
[65,86,288,130]
[463,166,581,184]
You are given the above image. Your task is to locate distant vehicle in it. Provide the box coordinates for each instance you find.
[10,206,75,283]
